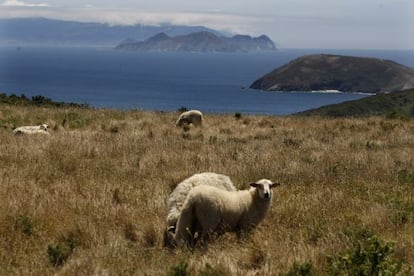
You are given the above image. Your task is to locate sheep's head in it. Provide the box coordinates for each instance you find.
[250,179,280,201]
[175,116,188,127]
[40,124,49,131]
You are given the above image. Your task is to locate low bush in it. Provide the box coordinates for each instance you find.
[327,233,407,275]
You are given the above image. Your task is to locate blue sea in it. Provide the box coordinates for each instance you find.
[1,46,414,115]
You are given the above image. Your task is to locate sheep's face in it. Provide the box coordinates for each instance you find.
[176,116,188,127]
[40,124,49,131]
[250,179,280,201]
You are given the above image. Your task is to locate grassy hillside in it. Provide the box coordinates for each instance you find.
[0,103,413,275]
[296,89,414,118]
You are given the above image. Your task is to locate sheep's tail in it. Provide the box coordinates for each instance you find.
[174,198,196,247]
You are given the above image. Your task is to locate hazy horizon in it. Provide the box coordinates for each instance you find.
[0,0,413,50]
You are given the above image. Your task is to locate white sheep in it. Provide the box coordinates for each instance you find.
[163,172,236,247]
[12,123,50,135]
[173,179,280,247]
[167,172,236,229]
[175,110,203,127]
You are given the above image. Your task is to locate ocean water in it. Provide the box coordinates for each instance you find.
[0,46,413,115]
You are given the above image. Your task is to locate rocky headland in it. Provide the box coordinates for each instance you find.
[250,54,414,94]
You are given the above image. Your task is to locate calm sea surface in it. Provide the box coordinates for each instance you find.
[1,47,413,115]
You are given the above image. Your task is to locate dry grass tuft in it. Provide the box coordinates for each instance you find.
[1,105,413,274]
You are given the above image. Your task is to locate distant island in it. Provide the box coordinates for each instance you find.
[115,31,277,53]
[250,54,414,94]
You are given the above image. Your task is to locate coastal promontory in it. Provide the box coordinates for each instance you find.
[250,54,414,93]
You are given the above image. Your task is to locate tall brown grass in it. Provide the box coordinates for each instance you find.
[0,104,413,275]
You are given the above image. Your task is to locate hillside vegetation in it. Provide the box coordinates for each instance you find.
[296,89,414,118]
[0,93,88,108]
[0,103,413,275]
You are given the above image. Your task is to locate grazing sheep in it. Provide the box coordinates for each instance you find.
[176,110,203,127]
[12,124,50,135]
[163,172,236,247]
[174,179,280,247]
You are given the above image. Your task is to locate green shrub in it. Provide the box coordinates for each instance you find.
[47,230,81,266]
[389,198,414,227]
[398,169,414,184]
[0,93,88,107]
[15,215,34,235]
[178,106,188,113]
[234,112,242,119]
[47,241,75,267]
[168,261,189,276]
[327,233,405,275]
[32,95,53,106]
[386,110,408,120]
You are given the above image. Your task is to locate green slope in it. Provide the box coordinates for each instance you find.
[295,89,414,118]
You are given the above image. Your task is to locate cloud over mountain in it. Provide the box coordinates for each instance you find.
[1,0,49,7]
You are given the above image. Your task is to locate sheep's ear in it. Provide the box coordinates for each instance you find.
[270,182,281,188]
[250,182,259,188]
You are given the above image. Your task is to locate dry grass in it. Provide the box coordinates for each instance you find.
[0,104,413,275]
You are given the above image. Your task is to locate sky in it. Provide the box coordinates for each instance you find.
[0,0,413,50]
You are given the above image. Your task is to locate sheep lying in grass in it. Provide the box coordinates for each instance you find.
[163,172,236,247]
[176,110,203,127]
[173,179,280,247]
[12,123,50,135]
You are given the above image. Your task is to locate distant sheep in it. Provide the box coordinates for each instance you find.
[176,110,203,127]
[174,179,280,247]
[12,124,50,135]
[163,172,236,247]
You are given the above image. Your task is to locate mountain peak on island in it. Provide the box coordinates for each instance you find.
[146,32,170,42]
[115,31,277,53]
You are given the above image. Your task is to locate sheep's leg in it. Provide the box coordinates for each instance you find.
[199,220,220,246]
[236,226,253,242]
[192,219,204,247]
[187,217,202,248]
[236,229,247,241]
[174,205,196,247]
[199,231,212,249]
[162,228,176,249]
